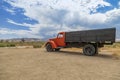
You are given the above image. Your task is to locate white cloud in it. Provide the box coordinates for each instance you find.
[3,0,120,39]
[105,8,120,24]
[0,28,41,39]
[4,0,111,23]
[5,8,16,15]
[7,19,33,27]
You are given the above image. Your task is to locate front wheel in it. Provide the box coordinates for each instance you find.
[46,43,54,52]
[83,44,96,56]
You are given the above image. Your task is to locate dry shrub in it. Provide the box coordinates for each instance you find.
[112,53,120,59]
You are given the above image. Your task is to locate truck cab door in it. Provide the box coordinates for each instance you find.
[56,33,66,47]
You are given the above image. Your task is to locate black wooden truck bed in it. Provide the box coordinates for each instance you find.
[65,28,116,44]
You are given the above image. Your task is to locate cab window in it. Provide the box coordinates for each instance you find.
[57,34,63,38]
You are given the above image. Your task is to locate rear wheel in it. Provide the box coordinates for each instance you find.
[46,43,53,52]
[83,44,96,56]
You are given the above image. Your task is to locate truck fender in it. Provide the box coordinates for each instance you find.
[45,41,57,49]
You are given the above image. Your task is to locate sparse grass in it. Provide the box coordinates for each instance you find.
[104,42,120,48]
[0,43,15,47]
[101,42,120,58]
[0,41,45,48]
[33,44,42,48]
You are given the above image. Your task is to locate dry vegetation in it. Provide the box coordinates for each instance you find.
[102,42,120,58]
[0,42,120,80]
[0,41,45,48]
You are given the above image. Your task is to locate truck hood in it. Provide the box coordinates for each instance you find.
[49,38,56,41]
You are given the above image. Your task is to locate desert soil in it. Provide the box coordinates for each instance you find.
[0,48,120,80]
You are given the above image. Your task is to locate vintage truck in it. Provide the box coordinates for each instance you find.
[45,28,116,56]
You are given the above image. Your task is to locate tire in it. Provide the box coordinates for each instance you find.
[55,48,60,51]
[46,43,54,52]
[83,44,96,56]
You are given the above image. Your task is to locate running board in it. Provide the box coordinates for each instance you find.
[56,47,64,49]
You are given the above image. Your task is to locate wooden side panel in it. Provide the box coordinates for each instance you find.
[65,28,116,43]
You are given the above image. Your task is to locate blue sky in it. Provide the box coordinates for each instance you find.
[0,0,120,40]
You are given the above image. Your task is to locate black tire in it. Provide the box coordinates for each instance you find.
[83,44,96,56]
[46,43,53,52]
[55,48,60,51]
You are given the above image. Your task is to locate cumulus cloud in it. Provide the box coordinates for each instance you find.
[105,8,120,24]
[3,0,120,39]
[4,0,111,22]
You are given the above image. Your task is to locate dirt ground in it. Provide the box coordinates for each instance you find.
[0,48,120,80]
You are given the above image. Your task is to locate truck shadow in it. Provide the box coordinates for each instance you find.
[58,51,114,59]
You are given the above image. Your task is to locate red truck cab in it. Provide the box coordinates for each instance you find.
[45,32,66,51]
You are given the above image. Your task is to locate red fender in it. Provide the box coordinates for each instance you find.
[45,41,57,48]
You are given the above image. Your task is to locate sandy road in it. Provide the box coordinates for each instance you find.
[0,48,120,80]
